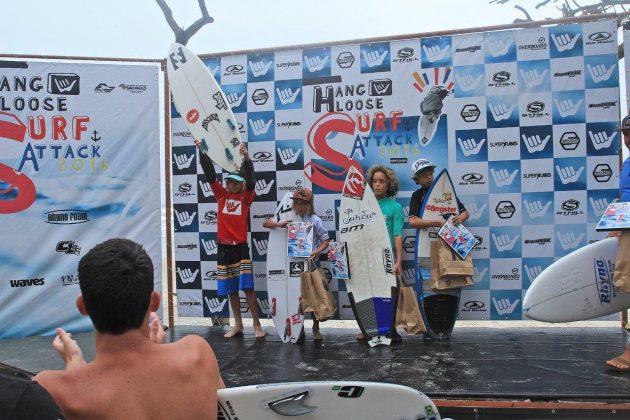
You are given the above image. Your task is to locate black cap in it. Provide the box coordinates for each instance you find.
[618,114,630,132]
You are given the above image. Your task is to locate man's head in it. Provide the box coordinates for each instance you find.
[291,188,314,216]
[225,173,245,193]
[411,158,436,188]
[619,114,630,150]
[78,239,155,334]
[367,165,399,198]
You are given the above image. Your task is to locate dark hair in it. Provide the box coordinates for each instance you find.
[78,239,154,334]
[367,165,400,197]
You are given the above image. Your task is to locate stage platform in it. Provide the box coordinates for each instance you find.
[2,324,630,419]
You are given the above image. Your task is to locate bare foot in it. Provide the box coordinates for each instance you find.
[224,326,243,338]
[313,328,322,341]
[254,325,267,339]
[356,332,366,340]
[606,348,630,371]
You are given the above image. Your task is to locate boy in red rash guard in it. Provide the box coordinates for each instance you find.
[196,141,266,338]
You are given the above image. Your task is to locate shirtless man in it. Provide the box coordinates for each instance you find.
[34,238,225,419]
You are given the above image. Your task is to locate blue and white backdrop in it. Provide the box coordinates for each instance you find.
[0,60,162,337]
[171,19,621,321]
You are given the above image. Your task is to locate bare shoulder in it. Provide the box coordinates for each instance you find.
[165,335,218,364]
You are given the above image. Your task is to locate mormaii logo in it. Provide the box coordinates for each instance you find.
[10,278,45,287]
[45,209,89,225]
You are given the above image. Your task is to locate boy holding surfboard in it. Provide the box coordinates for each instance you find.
[407,158,469,230]
[196,141,266,339]
[263,188,330,341]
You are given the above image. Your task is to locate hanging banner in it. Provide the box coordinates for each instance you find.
[0,60,162,337]
[172,19,620,320]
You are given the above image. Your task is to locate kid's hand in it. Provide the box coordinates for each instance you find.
[277,220,292,228]
[239,144,250,160]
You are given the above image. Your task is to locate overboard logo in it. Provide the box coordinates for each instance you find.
[594,258,613,304]
[45,209,89,224]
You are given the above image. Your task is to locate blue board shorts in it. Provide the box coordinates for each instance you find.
[217,243,254,295]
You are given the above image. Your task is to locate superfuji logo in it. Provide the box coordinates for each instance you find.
[186,109,200,124]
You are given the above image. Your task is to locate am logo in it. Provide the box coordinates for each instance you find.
[332,385,365,398]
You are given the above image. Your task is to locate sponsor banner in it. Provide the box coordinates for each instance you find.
[171,21,620,320]
[0,61,161,338]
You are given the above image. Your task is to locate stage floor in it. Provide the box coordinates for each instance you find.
[2,324,630,418]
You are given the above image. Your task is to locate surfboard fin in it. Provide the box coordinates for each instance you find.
[199,138,209,152]
[226,118,236,131]
[225,147,234,162]
[266,390,317,416]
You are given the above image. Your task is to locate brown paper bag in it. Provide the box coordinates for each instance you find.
[614,231,630,292]
[430,240,474,290]
[300,264,336,321]
[395,284,426,334]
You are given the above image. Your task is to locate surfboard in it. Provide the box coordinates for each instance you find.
[414,169,462,340]
[166,43,243,172]
[266,192,305,343]
[339,166,397,347]
[523,237,630,322]
[217,381,441,420]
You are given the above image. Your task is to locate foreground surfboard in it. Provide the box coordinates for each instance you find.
[166,43,243,172]
[266,193,305,343]
[339,166,397,347]
[217,381,441,419]
[415,169,461,340]
[523,237,630,322]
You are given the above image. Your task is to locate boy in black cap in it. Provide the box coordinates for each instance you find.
[407,158,469,230]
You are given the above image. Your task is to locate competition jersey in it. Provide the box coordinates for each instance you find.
[211,182,255,245]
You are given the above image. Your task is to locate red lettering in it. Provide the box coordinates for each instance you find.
[52,115,67,140]
[27,116,46,140]
[0,163,36,214]
[373,111,386,131]
[304,112,363,193]
[73,116,89,140]
[390,111,403,131]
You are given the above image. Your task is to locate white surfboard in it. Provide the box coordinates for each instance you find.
[339,166,397,347]
[523,237,630,322]
[415,169,462,340]
[266,193,305,343]
[217,381,441,420]
[166,43,243,172]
